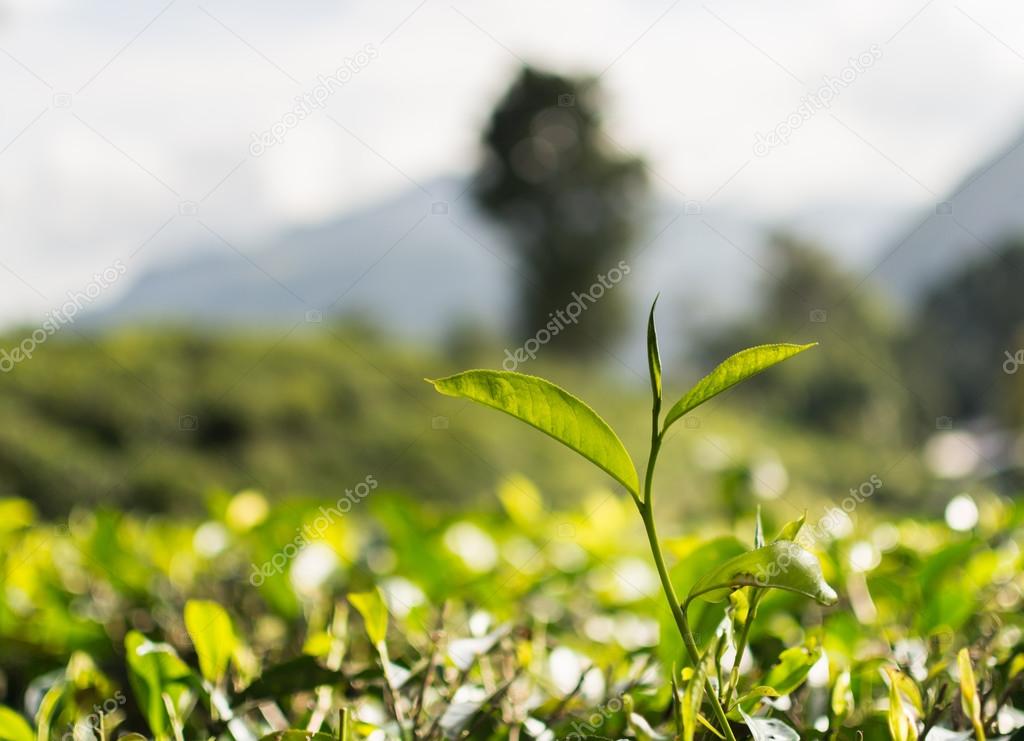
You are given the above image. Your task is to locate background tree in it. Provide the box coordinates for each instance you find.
[475,65,648,352]
[903,238,1024,427]
[697,233,909,439]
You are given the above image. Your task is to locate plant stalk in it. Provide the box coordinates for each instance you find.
[639,427,738,741]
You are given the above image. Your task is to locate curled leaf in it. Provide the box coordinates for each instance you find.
[688,541,838,606]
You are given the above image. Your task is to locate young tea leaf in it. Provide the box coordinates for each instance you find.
[647,296,662,403]
[349,589,389,647]
[688,541,838,606]
[773,513,806,543]
[958,648,985,741]
[184,599,237,684]
[663,343,816,430]
[427,370,639,495]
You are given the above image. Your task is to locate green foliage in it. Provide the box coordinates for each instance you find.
[428,369,639,495]
[0,301,1021,739]
[348,588,389,647]
[0,705,33,741]
[431,299,829,740]
[663,343,816,430]
[184,599,237,684]
[688,541,838,605]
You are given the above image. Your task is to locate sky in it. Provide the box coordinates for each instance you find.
[2,0,1024,324]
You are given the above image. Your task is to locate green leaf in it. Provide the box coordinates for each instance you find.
[184,599,237,684]
[663,343,816,429]
[350,588,389,646]
[427,370,639,495]
[738,709,799,741]
[234,655,345,704]
[830,670,853,720]
[886,670,919,741]
[681,666,705,741]
[773,513,806,543]
[124,631,195,739]
[259,733,338,741]
[647,296,662,402]
[958,648,985,741]
[688,541,838,606]
[0,705,34,741]
[760,645,821,698]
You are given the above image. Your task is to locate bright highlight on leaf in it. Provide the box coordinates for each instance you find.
[958,648,986,741]
[688,541,838,606]
[350,588,389,646]
[427,370,640,495]
[663,343,817,430]
[184,599,237,684]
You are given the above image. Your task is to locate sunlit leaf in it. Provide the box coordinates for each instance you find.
[681,665,706,741]
[259,733,338,741]
[428,370,639,495]
[184,599,237,684]
[958,648,985,741]
[773,513,805,543]
[0,705,33,741]
[349,588,389,646]
[759,645,821,699]
[124,631,195,739]
[664,343,816,429]
[830,670,853,720]
[688,541,838,606]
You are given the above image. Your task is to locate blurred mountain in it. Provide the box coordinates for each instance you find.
[88,175,909,352]
[876,128,1024,305]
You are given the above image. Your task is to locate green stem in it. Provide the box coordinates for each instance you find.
[639,428,738,741]
[723,588,762,708]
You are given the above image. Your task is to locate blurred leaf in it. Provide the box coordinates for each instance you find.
[738,709,799,741]
[647,297,662,402]
[689,541,838,605]
[830,669,853,720]
[496,475,543,528]
[349,588,388,646]
[259,733,337,741]
[884,666,923,716]
[663,343,816,429]
[681,665,705,741]
[184,599,237,684]
[234,656,344,704]
[124,631,195,739]
[958,649,985,741]
[0,705,33,741]
[757,645,821,700]
[886,671,919,741]
[428,370,639,495]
